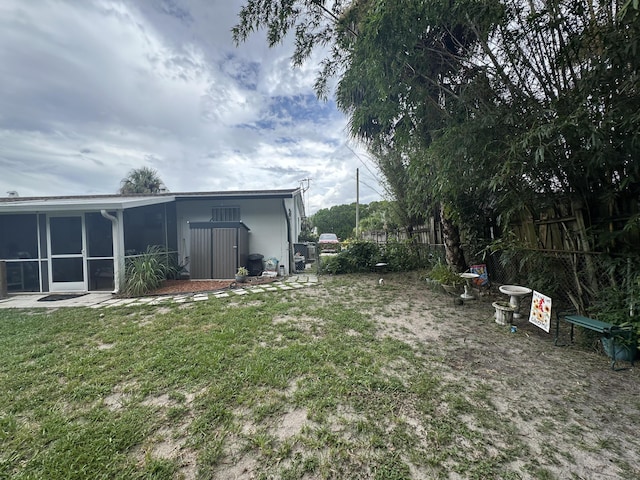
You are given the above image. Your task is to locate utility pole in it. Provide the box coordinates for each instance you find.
[356,168,360,238]
[299,178,311,217]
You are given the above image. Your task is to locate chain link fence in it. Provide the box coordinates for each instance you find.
[480,249,639,315]
[364,231,638,319]
[406,240,637,316]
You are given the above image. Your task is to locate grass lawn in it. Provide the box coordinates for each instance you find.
[1,273,639,479]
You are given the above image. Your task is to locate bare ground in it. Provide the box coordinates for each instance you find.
[331,273,640,479]
[148,272,640,479]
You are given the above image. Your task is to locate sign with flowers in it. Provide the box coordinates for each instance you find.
[529,291,552,332]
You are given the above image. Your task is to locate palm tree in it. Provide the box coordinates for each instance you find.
[118,167,167,194]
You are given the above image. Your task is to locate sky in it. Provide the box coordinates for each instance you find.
[0,0,384,214]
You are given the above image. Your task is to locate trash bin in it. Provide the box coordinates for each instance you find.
[247,254,264,276]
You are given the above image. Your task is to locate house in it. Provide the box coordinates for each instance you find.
[0,189,306,294]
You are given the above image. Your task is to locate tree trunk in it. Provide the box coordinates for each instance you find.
[440,203,467,272]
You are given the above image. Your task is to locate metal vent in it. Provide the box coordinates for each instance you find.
[211,206,240,222]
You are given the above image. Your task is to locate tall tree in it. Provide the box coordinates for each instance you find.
[235,0,640,261]
[234,0,483,269]
[118,167,167,195]
[312,203,357,241]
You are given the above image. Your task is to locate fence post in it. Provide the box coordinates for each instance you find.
[0,261,7,299]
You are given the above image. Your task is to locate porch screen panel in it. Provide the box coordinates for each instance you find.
[124,204,166,255]
[39,214,47,257]
[40,261,49,292]
[86,212,113,257]
[166,203,178,252]
[0,214,40,292]
[50,217,82,255]
[0,214,38,259]
[189,226,212,279]
[212,228,236,279]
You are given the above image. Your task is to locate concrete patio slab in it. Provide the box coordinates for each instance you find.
[0,292,113,309]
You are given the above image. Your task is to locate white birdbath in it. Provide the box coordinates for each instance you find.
[498,285,532,318]
[459,272,480,300]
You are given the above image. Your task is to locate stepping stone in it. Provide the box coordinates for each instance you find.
[107,300,130,307]
[279,285,293,290]
[214,292,230,298]
[149,297,170,305]
[233,290,248,295]
[249,288,265,293]
[193,294,209,301]
[101,299,122,305]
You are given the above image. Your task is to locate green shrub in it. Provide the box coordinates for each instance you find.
[382,240,422,271]
[319,241,381,274]
[588,283,640,334]
[123,245,177,297]
[427,261,463,286]
[345,241,381,271]
[318,239,430,275]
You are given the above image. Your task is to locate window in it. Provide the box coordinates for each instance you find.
[211,206,240,222]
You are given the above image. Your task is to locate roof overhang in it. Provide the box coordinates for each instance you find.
[173,189,300,202]
[0,188,303,214]
[0,195,176,214]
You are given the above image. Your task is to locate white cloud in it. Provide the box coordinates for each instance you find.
[0,0,382,212]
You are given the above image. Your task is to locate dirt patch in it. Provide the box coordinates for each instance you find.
[256,274,640,478]
[125,273,640,478]
[369,275,640,478]
[104,380,138,411]
[134,389,203,479]
[274,408,308,441]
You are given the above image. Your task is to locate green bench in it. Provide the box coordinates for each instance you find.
[555,311,636,370]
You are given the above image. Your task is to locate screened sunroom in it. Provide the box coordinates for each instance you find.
[0,196,176,294]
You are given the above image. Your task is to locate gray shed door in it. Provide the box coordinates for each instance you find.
[189,227,212,279]
[212,228,236,279]
[189,226,238,279]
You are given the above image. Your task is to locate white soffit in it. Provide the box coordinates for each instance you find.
[0,196,176,213]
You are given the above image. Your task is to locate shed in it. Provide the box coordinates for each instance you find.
[189,222,249,279]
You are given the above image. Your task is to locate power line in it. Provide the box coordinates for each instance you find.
[345,143,379,181]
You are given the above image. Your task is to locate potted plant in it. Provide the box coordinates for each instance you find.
[235,266,248,283]
[427,261,464,294]
[601,327,637,364]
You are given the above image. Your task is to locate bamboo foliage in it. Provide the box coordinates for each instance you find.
[234,0,640,268]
